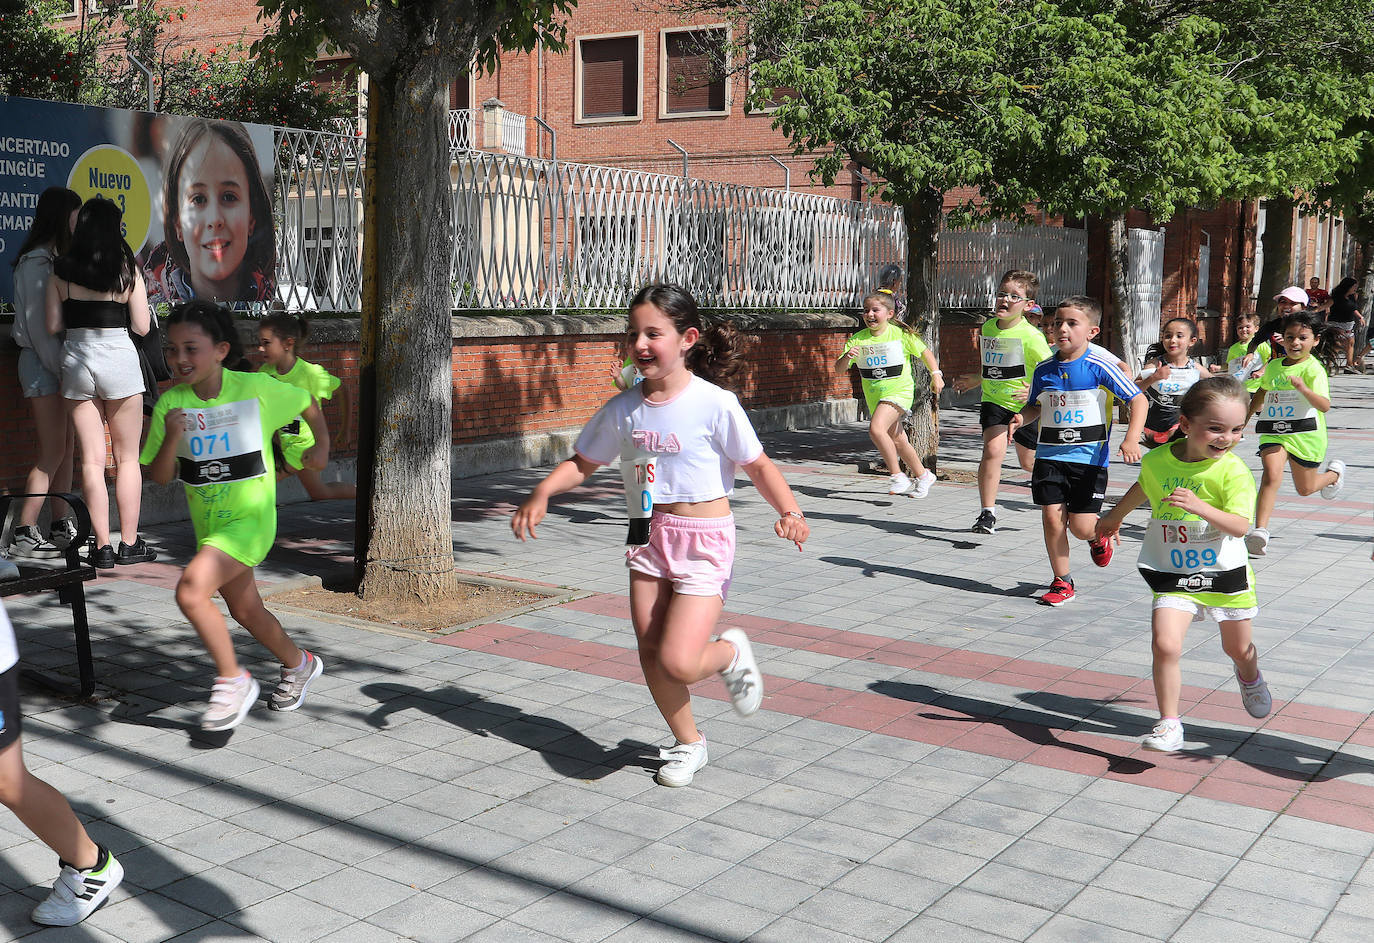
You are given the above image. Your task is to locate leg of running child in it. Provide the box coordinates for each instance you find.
[1288,460,1340,497]
[978,425,1009,508]
[1254,445,1287,531]
[868,402,905,479]
[889,412,929,480]
[1150,606,1191,721]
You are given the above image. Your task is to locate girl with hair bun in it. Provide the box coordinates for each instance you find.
[512,284,809,788]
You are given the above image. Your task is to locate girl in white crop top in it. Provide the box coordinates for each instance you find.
[513,285,809,788]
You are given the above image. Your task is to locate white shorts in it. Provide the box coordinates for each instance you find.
[1153,595,1257,624]
[875,397,912,418]
[61,329,143,401]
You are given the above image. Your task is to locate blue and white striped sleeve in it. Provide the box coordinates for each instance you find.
[1089,352,1141,401]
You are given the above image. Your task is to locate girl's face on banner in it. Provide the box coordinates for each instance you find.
[175,134,254,296]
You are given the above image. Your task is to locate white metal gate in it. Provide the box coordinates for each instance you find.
[1127,228,1166,367]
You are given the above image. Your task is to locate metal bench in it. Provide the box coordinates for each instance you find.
[0,493,97,699]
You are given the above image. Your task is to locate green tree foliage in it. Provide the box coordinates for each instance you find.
[253,0,575,602]
[0,1,352,130]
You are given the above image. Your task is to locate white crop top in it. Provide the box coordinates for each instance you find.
[575,375,764,502]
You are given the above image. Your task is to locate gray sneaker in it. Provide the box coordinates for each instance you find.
[201,674,259,731]
[10,525,62,560]
[1235,668,1272,718]
[270,650,324,712]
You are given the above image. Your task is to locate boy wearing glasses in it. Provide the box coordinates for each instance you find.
[960,270,1053,534]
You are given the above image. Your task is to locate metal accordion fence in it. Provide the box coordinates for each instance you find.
[937,222,1089,308]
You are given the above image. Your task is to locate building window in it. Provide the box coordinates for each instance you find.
[661,27,728,117]
[746,59,795,113]
[577,33,642,123]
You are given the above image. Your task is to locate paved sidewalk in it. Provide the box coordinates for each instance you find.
[4,378,1374,942]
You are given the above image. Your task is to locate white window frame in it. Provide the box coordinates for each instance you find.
[658,24,731,120]
[745,47,791,115]
[575,30,644,125]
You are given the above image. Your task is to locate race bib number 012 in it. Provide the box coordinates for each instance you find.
[176,399,267,486]
[1255,389,1318,435]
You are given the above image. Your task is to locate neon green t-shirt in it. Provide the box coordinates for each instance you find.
[844,323,929,413]
[1137,442,1257,609]
[1256,355,1329,464]
[141,370,311,567]
[1225,339,1271,393]
[260,358,340,471]
[979,316,1053,412]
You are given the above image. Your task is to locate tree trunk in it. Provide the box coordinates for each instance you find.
[1256,195,1295,319]
[903,187,942,472]
[354,80,380,588]
[1105,213,1136,366]
[357,60,459,601]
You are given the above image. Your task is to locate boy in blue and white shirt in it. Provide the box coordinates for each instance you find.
[1013,296,1146,606]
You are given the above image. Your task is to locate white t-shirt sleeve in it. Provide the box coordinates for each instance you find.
[573,395,630,466]
[713,392,765,466]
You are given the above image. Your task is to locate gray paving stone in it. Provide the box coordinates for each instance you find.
[1062,886,1190,939]
[962,861,1083,911]
[227,890,356,943]
[1198,885,1332,939]
[925,887,1056,939]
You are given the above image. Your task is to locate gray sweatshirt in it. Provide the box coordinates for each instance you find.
[12,247,63,376]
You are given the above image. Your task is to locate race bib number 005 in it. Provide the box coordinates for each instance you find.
[856,340,906,380]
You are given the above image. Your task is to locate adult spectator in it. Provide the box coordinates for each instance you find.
[8,188,82,561]
[1327,277,1364,372]
[1307,276,1331,313]
[45,199,157,569]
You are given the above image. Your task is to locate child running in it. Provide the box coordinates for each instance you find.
[0,600,124,926]
[1136,318,1203,449]
[257,313,355,501]
[512,284,809,788]
[1218,312,1270,391]
[835,291,945,495]
[1244,310,1345,556]
[1013,296,1145,605]
[1096,376,1271,752]
[141,300,329,730]
[958,270,1052,533]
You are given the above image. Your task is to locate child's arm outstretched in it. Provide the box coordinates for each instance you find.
[741,453,809,551]
[1119,392,1147,463]
[920,348,945,395]
[299,401,330,471]
[1095,481,1147,543]
[512,456,602,541]
[833,345,856,373]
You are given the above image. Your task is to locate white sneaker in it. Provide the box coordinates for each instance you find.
[888,473,913,495]
[270,650,324,712]
[31,847,123,926]
[9,525,62,560]
[719,628,763,716]
[1141,718,1185,752]
[201,673,260,731]
[1244,527,1269,557]
[1321,460,1345,500]
[913,470,936,497]
[656,738,708,787]
[1235,667,1273,718]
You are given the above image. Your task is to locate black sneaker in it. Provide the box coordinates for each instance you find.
[87,545,116,570]
[115,539,157,565]
[971,510,997,534]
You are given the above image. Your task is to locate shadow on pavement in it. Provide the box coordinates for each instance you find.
[360,682,659,780]
[823,556,1044,596]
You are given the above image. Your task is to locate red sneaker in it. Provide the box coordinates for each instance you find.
[1088,536,1113,567]
[1040,577,1075,607]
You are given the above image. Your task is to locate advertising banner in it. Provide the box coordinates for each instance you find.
[0,94,276,308]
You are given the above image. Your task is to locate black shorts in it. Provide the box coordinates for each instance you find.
[1258,442,1320,469]
[979,401,1039,450]
[0,663,21,752]
[1031,459,1109,514]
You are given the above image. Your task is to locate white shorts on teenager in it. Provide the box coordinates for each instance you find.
[1153,595,1257,624]
[626,511,736,601]
[61,328,143,401]
[874,397,912,418]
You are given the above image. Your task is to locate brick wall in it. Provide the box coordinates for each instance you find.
[2,309,996,492]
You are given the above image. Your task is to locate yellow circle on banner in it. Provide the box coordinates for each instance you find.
[67,145,152,253]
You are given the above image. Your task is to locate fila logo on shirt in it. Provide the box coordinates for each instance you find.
[631,430,682,453]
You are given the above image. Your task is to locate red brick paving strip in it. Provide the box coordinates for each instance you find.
[435,593,1374,834]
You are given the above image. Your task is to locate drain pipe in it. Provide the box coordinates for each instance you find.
[667,139,689,181]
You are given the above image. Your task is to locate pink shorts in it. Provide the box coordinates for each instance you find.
[626,512,736,600]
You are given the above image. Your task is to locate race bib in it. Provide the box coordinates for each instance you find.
[856,340,906,380]
[1255,388,1318,435]
[1038,389,1107,445]
[1148,365,1200,407]
[176,400,267,486]
[620,440,654,546]
[981,336,1027,380]
[1137,518,1249,596]
[1228,353,1261,381]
